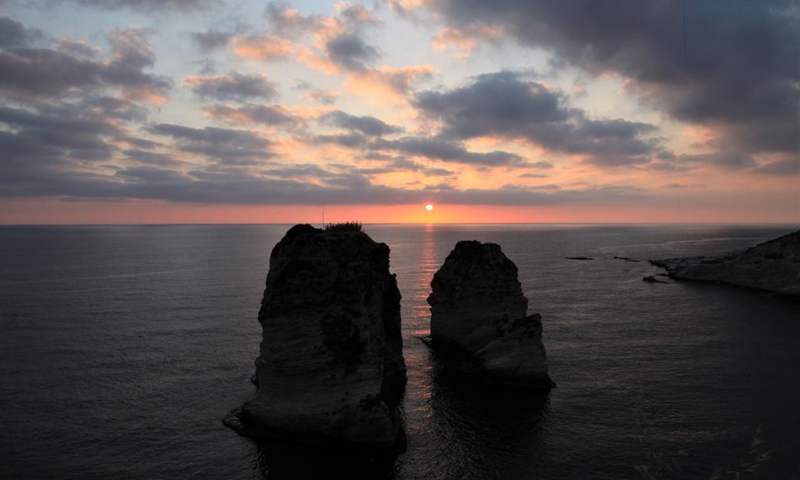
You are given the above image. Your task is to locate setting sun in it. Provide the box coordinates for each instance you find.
[425,204,434,211]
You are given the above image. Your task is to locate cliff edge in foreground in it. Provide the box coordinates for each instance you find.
[225,224,407,454]
[427,240,553,388]
[655,229,800,297]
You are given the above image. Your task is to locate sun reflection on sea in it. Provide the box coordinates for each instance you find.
[410,223,437,336]
[399,223,440,433]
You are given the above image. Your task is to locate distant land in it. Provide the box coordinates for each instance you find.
[653,229,800,297]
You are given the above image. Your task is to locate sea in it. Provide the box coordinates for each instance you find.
[1,224,798,480]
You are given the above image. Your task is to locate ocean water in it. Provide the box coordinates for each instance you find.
[0,224,798,480]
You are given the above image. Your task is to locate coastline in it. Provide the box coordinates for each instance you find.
[650,229,800,298]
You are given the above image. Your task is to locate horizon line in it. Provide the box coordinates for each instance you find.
[1,221,798,228]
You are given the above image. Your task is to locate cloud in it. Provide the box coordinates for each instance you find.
[183,72,278,101]
[0,94,166,198]
[664,183,704,189]
[190,29,233,52]
[529,183,560,190]
[429,183,644,206]
[430,24,504,59]
[0,104,122,162]
[262,163,332,179]
[234,5,431,103]
[415,71,567,134]
[307,89,339,105]
[521,161,553,169]
[0,80,647,208]
[353,157,454,177]
[318,133,525,169]
[265,4,320,37]
[423,167,455,176]
[0,15,42,48]
[122,149,183,167]
[750,155,800,176]
[325,33,379,72]
[418,0,799,154]
[118,136,162,150]
[238,2,381,71]
[2,3,796,219]
[371,136,523,166]
[201,103,299,127]
[675,151,757,170]
[354,155,417,172]
[348,64,437,100]
[148,123,276,165]
[232,35,294,61]
[84,95,149,121]
[115,166,187,182]
[312,132,368,148]
[266,2,380,38]
[249,2,435,103]
[414,71,662,165]
[58,39,100,58]
[321,110,403,136]
[519,173,549,179]
[0,145,647,207]
[0,23,170,103]
[72,0,219,11]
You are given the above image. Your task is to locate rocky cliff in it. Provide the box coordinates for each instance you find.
[663,229,800,297]
[427,240,553,388]
[225,224,407,453]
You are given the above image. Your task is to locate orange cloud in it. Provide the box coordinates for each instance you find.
[430,25,505,59]
[232,35,295,61]
[294,44,340,74]
[682,125,716,146]
[122,86,169,105]
[387,0,429,13]
[347,65,437,103]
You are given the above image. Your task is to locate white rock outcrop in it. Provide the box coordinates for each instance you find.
[663,229,800,297]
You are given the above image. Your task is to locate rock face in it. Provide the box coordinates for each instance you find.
[664,229,800,297]
[226,224,407,453]
[427,240,552,388]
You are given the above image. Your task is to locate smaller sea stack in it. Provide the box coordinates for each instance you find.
[427,240,553,388]
[225,224,407,454]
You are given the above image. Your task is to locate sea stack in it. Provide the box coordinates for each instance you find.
[427,240,553,388]
[225,224,407,454]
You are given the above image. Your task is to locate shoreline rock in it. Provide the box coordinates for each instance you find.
[225,224,407,454]
[650,229,800,297]
[427,241,553,389]
[642,275,668,284]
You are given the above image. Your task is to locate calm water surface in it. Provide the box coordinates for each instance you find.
[1,224,798,479]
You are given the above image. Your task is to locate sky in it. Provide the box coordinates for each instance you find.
[0,0,798,224]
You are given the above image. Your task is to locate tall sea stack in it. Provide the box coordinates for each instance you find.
[427,240,553,388]
[225,224,407,454]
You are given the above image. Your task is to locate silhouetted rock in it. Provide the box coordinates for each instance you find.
[427,240,553,388]
[642,275,667,284]
[661,229,800,297]
[225,224,407,454]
